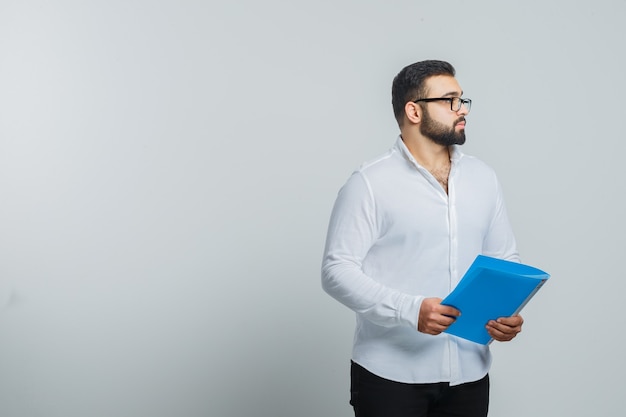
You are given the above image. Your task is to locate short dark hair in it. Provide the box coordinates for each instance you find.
[391,60,456,126]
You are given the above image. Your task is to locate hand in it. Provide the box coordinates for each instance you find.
[418,298,460,335]
[486,315,524,342]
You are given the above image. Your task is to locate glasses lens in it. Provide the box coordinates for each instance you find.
[453,98,462,111]
[463,99,471,112]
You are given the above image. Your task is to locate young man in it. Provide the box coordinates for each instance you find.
[321,60,523,417]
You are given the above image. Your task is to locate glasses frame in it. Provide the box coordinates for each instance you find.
[412,97,472,112]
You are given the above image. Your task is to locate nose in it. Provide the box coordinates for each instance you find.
[457,102,469,116]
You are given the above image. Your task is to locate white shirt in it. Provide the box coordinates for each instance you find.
[321,136,519,386]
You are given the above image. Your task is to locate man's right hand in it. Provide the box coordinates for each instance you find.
[417,297,460,335]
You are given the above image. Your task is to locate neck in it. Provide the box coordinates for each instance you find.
[401,133,451,171]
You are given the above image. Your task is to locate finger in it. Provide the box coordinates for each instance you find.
[496,315,524,326]
[486,325,514,341]
[488,324,520,337]
[487,321,520,341]
[491,319,522,332]
[425,316,456,334]
[430,322,451,334]
[439,305,461,318]
[435,315,457,330]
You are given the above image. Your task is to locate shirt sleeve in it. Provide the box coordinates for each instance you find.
[321,171,422,329]
[482,176,520,263]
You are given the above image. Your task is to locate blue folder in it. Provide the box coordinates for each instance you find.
[441,255,550,345]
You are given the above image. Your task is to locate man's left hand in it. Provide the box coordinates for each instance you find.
[486,315,523,342]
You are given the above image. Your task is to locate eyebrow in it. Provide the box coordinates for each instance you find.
[441,90,463,97]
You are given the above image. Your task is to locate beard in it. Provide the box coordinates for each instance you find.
[420,109,466,146]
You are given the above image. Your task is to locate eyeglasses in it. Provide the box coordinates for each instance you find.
[413,97,472,113]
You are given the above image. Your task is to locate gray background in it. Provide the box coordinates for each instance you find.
[0,1,624,416]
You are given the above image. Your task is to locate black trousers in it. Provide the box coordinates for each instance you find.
[350,361,489,417]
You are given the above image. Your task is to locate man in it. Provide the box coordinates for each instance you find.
[321,60,523,417]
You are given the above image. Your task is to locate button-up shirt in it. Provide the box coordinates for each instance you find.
[321,136,519,386]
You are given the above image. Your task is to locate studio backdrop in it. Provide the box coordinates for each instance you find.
[0,1,624,416]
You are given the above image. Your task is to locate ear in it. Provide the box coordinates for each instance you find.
[404,101,421,125]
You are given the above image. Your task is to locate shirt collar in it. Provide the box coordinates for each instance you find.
[395,135,464,166]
